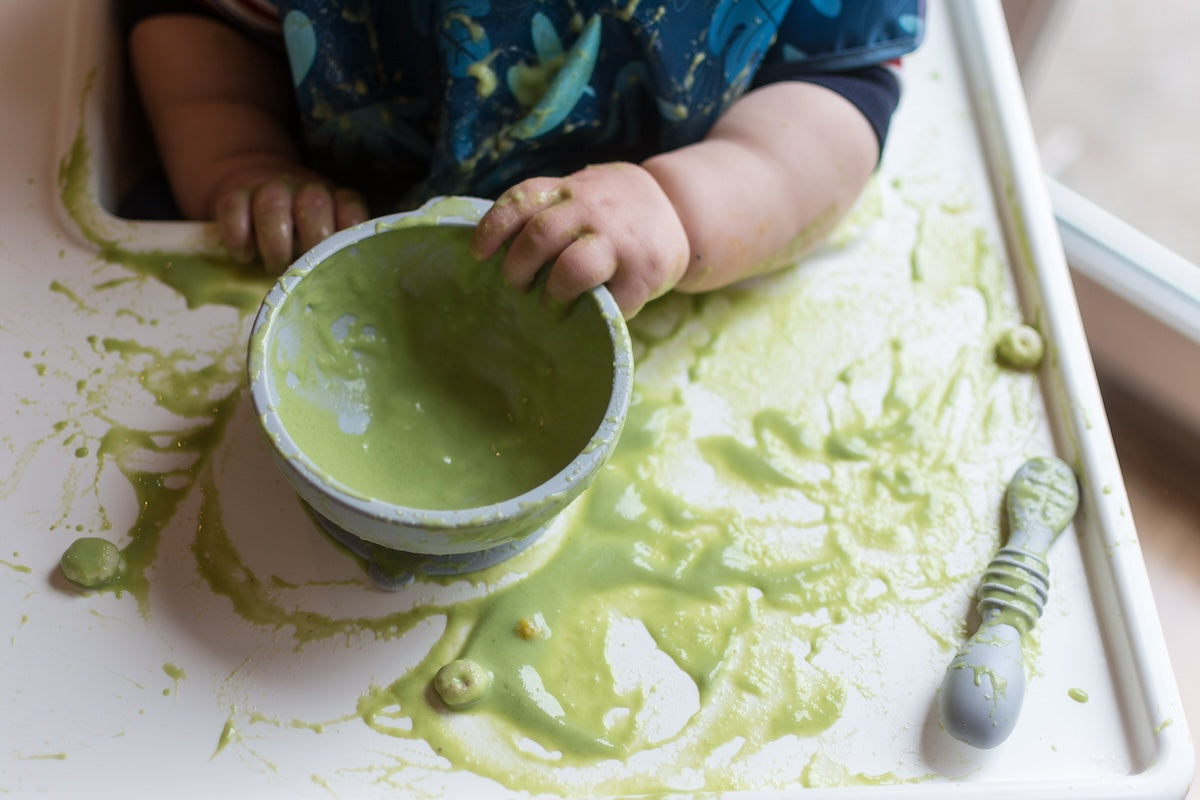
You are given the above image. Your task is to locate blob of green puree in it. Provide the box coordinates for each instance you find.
[434,658,493,708]
[60,537,123,588]
[262,225,615,510]
[995,323,1045,370]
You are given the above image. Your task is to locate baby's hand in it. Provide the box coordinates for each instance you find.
[471,163,690,317]
[213,172,369,272]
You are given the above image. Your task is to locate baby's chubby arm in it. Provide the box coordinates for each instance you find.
[472,80,879,316]
[129,15,367,270]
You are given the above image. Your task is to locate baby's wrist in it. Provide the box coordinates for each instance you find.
[638,157,699,288]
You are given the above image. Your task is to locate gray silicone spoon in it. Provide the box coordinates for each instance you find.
[938,455,1080,748]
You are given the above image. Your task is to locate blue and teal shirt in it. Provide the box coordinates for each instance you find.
[128,0,924,211]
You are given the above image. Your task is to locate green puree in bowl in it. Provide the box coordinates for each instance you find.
[267,225,615,510]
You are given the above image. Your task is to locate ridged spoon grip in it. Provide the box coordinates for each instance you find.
[938,456,1079,748]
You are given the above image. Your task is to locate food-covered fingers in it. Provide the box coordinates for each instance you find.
[251,178,297,272]
[214,187,256,263]
[292,183,369,258]
[472,178,569,261]
[540,225,685,316]
[497,201,585,292]
[333,187,369,231]
[543,234,618,309]
[475,163,689,316]
[215,176,367,270]
[293,181,336,255]
[605,257,674,318]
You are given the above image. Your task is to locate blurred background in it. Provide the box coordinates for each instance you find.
[1003,2,1200,794]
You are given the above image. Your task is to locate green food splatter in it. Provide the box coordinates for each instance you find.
[50,83,1046,795]
[1,558,33,575]
[56,79,269,313]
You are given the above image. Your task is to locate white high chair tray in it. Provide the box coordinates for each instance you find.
[0,1,1191,798]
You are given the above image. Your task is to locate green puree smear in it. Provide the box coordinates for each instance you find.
[57,95,1045,794]
[57,73,270,312]
[54,80,265,615]
[193,208,1041,794]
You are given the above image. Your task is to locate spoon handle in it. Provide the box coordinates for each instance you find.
[938,456,1079,749]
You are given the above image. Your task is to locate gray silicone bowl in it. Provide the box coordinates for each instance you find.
[247,197,632,582]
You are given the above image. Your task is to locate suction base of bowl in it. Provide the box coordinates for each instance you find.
[310,508,546,591]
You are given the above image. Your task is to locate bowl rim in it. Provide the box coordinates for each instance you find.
[246,195,633,537]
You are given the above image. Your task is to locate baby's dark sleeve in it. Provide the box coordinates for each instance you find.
[120,0,219,29]
[751,64,903,155]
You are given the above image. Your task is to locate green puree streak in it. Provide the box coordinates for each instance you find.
[59,92,1044,795]
[57,75,270,312]
[56,95,261,615]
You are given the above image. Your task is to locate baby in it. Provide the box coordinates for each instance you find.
[127,0,923,316]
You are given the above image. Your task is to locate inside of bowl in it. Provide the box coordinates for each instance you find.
[266,224,616,511]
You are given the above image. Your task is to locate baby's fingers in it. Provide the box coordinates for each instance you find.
[251,179,297,272]
[214,188,256,263]
[333,188,369,230]
[295,184,370,256]
[293,182,335,255]
[605,264,662,318]
[498,204,587,292]
[472,180,567,260]
[544,235,617,308]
